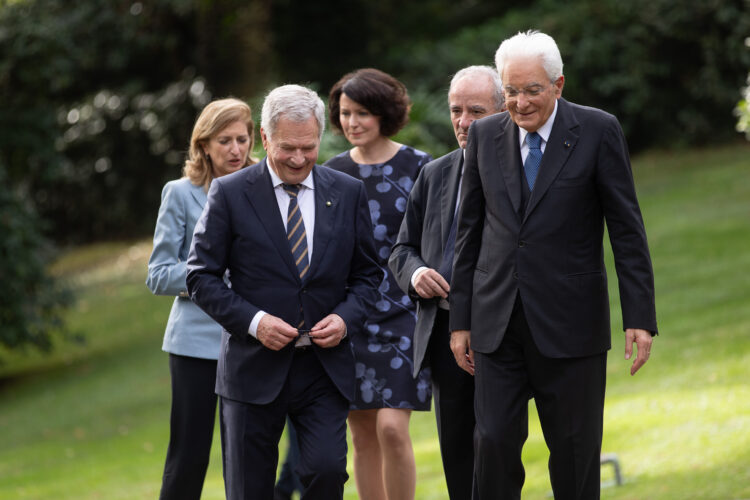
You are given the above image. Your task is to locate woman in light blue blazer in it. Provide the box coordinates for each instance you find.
[147,98,257,500]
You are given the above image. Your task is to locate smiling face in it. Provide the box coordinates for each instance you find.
[449,76,500,149]
[260,116,320,185]
[338,93,383,147]
[202,120,251,178]
[501,56,564,133]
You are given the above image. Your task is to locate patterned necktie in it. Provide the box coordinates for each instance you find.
[524,131,543,190]
[283,184,309,280]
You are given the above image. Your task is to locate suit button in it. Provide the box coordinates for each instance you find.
[518,240,526,247]
[513,272,519,279]
[301,289,307,294]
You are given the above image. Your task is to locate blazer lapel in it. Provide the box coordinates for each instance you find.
[440,150,463,245]
[189,182,208,209]
[496,117,522,216]
[244,160,300,280]
[523,98,580,223]
[308,166,339,281]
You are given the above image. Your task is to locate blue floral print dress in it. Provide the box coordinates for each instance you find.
[325,145,433,410]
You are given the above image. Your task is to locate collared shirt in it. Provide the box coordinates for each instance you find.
[518,99,559,163]
[248,163,316,337]
[268,163,316,259]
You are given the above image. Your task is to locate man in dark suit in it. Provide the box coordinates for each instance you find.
[449,31,658,499]
[389,65,504,500]
[186,84,382,500]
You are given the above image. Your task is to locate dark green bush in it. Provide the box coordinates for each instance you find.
[392,0,750,152]
[0,165,72,353]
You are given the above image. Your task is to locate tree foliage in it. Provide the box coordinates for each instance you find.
[0,165,72,353]
[0,0,748,354]
[394,0,750,151]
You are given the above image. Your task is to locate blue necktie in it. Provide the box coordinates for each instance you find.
[524,132,543,191]
[438,208,459,284]
[284,184,309,280]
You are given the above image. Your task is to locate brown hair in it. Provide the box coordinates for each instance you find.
[328,68,411,138]
[182,98,258,190]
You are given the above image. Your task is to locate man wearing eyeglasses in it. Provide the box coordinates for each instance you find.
[449,30,657,499]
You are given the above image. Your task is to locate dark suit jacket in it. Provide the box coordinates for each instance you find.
[390,149,463,377]
[450,99,657,357]
[186,159,383,404]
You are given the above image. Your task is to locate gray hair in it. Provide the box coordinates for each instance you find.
[260,84,326,140]
[494,30,563,84]
[450,65,505,111]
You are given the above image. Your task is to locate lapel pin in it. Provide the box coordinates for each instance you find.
[326,201,332,207]
[564,140,571,148]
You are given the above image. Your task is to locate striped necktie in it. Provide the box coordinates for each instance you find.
[283,184,309,280]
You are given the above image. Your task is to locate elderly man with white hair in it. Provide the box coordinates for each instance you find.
[449,31,657,499]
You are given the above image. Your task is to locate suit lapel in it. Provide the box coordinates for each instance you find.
[496,116,522,216]
[189,181,207,209]
[244,160,300,280]
[309,166,339,281]
[440,150,463,245]
[523,98,580,223]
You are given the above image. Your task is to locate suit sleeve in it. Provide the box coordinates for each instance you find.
[331,181,384,334]
[186,179,260,336]
[449,124,486,332]
[146,181,188,296]
[389,166,428,300]
[597,118,658,334]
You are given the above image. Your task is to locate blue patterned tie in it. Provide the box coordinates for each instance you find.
[524,132,543,191]
[284,184,309,280]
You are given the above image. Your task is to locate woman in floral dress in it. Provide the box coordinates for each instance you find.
[325,68,432,500]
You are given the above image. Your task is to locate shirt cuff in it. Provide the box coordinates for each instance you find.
[410,266,429,289]
[249,311,266,338]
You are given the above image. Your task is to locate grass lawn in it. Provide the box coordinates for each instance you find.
[1,142,749,499]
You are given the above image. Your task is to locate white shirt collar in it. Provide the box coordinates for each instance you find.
[266,160,315,190]
[518,99,559,147]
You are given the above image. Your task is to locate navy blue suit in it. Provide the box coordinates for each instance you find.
[187,159,382,499]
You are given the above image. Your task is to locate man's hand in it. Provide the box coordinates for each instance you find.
[625,328,653,375]
[256,315,298,351]
[413,268,450,299]
[450,329,474,375]
[310,314,347,348]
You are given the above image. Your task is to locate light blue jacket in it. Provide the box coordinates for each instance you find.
[146,177,222,359]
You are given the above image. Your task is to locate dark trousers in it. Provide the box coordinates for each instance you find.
[473,297,607,500]
[160,354,218,500]
[426,309,476,500]
[275,416,304,496]
[220,348,349,500]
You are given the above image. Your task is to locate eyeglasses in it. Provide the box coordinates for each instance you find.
[503,83,553,99]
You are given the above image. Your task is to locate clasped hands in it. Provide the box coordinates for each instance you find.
[256,313,346,351]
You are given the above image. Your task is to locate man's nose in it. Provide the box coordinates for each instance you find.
[459,112,472,130]
[289,150,305,165]
[516,94,531,109]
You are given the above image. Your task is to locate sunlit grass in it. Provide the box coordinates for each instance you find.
[0,143,748,499]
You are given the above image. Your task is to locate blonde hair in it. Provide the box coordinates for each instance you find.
[183,98,258,190]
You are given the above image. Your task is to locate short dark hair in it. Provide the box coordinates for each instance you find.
[328,68,411,138]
